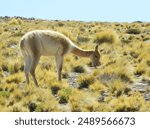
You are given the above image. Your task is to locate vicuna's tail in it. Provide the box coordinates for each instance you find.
[20,38,25,48]
[19,38,26,56]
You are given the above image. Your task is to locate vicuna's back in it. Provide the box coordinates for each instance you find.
[20,30,74,56]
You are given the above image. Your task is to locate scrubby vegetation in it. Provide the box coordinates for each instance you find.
[94,30,119,44]
[0,17,150,112]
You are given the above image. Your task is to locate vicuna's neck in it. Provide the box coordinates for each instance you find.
[71,46,94,57]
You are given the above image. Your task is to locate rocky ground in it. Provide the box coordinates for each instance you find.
[67,66,150,101]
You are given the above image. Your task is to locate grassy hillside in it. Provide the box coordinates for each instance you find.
[0,17,150,111]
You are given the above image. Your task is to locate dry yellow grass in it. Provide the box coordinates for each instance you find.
[0,17,150,111]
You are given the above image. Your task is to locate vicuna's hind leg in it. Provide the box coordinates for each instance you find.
[30,56,40,86]
[24,56,32,84]
[55,55,63,81]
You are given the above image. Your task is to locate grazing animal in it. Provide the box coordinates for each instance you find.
[20,30,100,86]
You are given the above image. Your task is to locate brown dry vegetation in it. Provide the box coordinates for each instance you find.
[0,17,150,112]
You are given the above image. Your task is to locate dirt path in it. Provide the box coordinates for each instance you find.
[67,72,80,87]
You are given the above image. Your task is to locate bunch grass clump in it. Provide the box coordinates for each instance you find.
[96,64,131,85]
[108,92,145,111]
[72,65,85,73]
[126,28,141,34]
[69,89,100,112]
[8,60,24,74]
[108,80,130,97]
[134,62,147,76]
[0,91,10,98]
[89,80,107,92]
[94,30,119,44]
[58,87,72,104]
[35,101,58,112]
[6,72,23,84]
[77,74,94,89]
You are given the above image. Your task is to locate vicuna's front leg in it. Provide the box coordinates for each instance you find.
[55,55,63,81]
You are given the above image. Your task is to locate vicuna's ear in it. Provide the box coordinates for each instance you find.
[95,45,99,51]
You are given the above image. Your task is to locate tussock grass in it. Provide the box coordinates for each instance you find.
[8,18,20,25]
[11,103,28,112]
[35,101,58,112]
[6,72,23,84]
[89,80,107,92]
[72,65,85,73]
[95,61,132,85]
[50,83,61,95]
[69,89,100,111]
[94,30,119,44]
[1,61,9,72]
[0,91,10,98]
[108,80,131,97]
[126,28,141,34]
[58,87,72,104]
[134,62,147,76]
[77,75,94,89]
[8,60,24,74]
[108,92,144,111]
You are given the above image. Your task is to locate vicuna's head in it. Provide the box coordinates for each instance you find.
[91,45,100,68]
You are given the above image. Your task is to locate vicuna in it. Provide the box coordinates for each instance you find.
[20,30,100,86]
